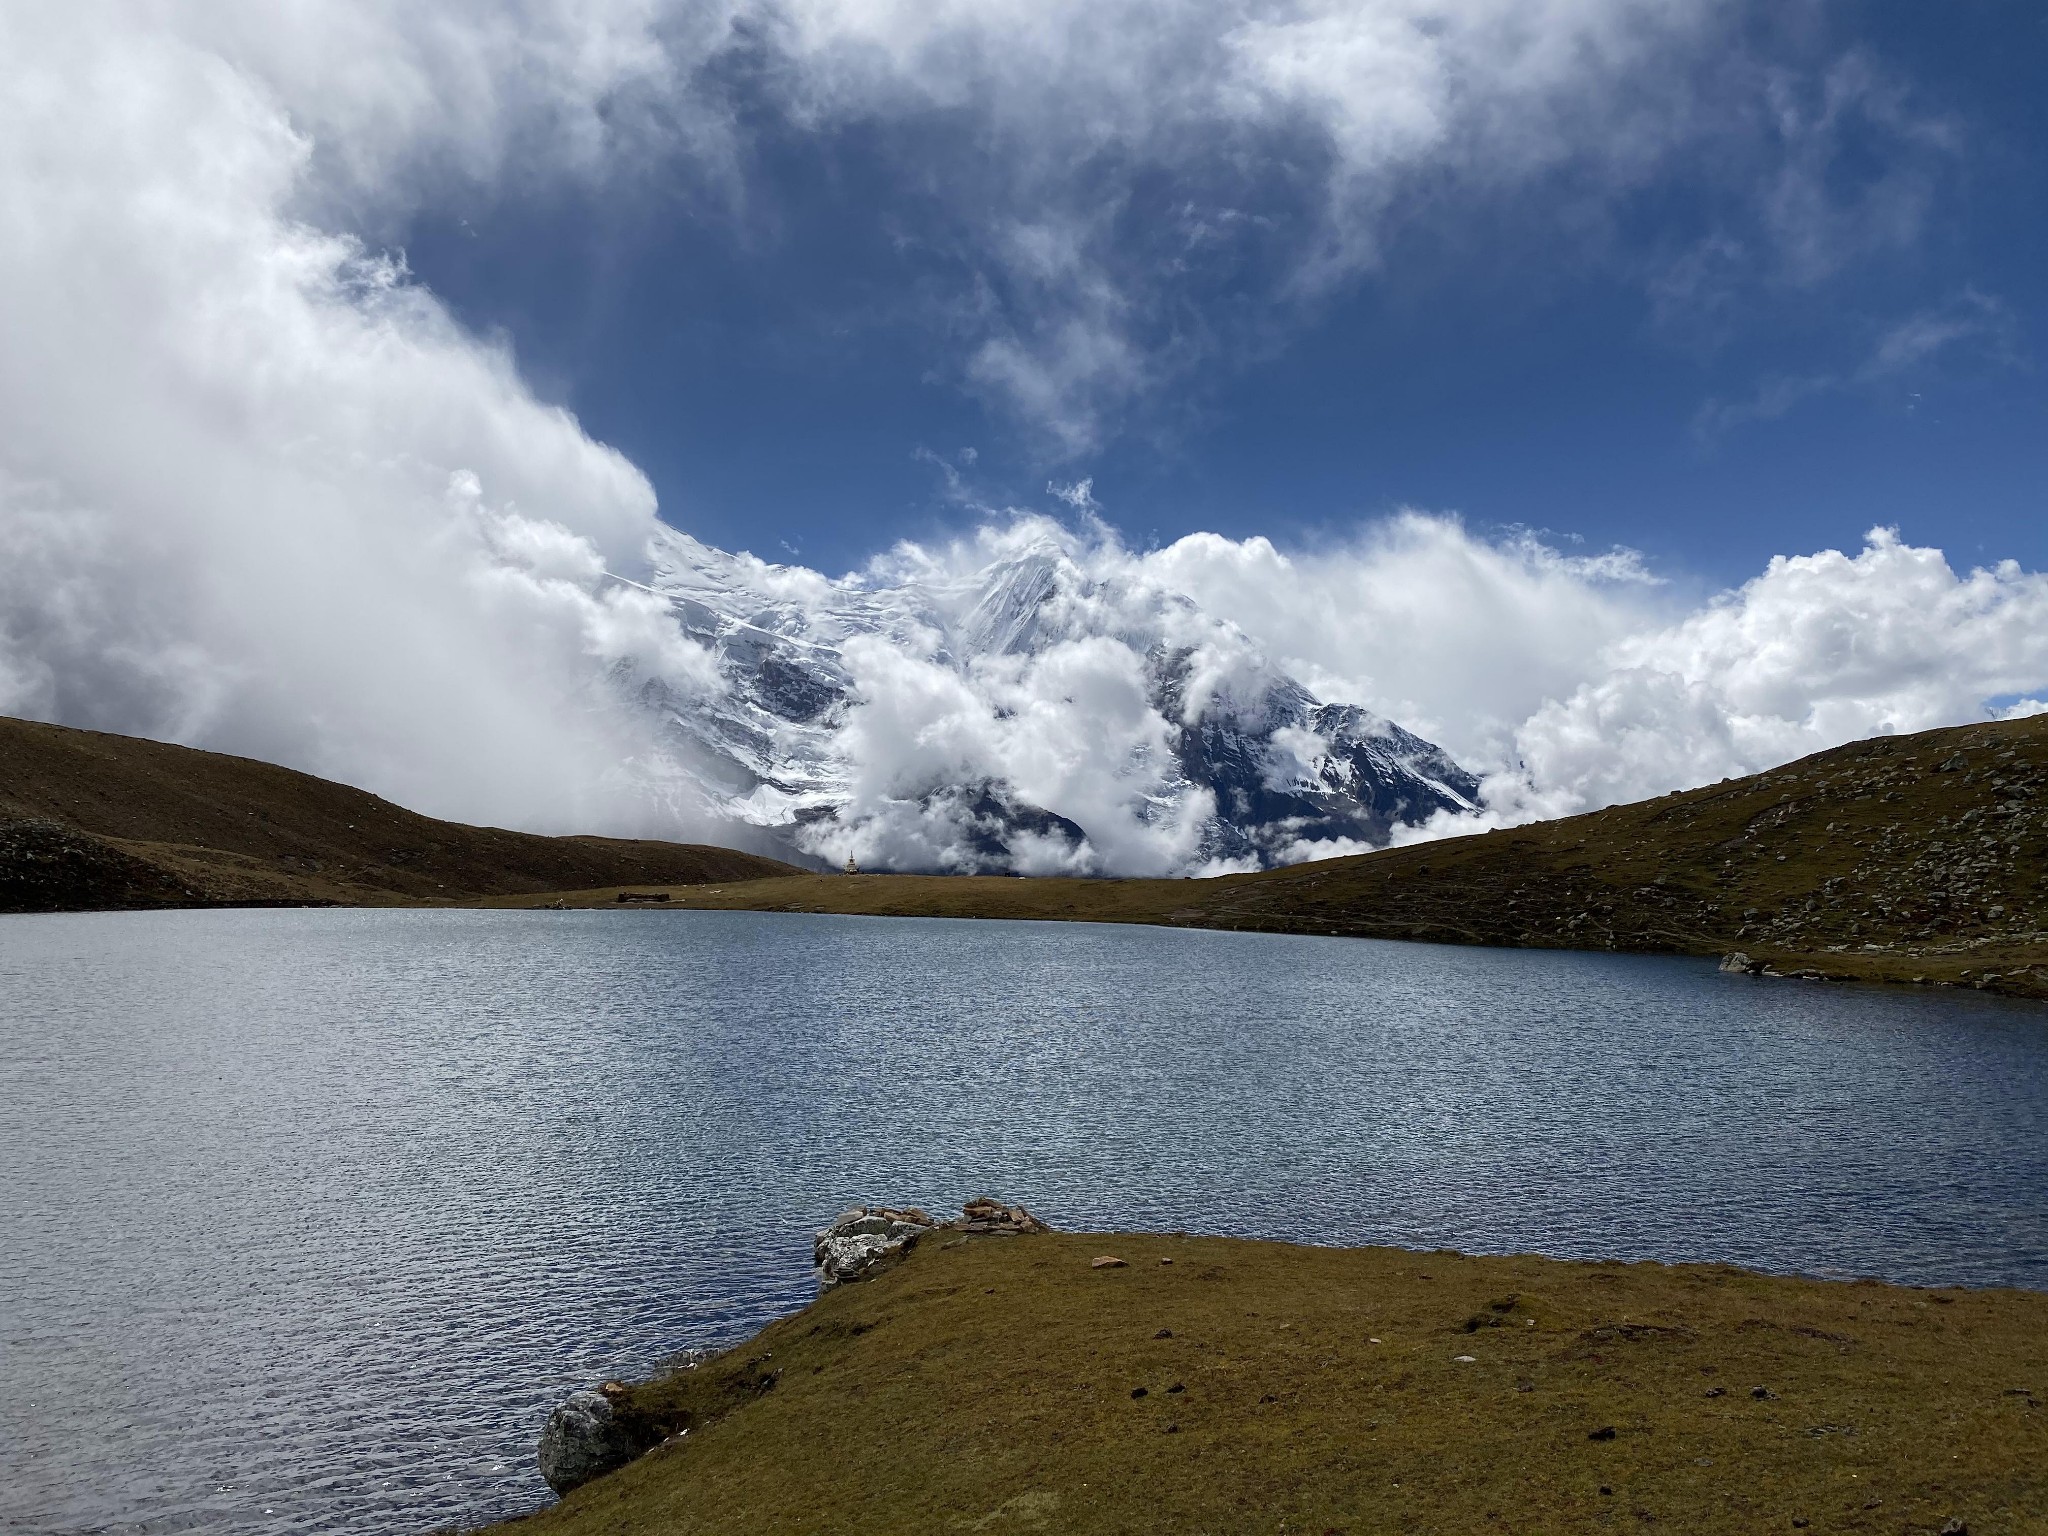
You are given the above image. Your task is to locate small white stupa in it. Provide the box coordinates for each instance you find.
[844,855,860,875]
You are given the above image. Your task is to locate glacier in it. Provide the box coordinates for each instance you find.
[609,524,1480,875]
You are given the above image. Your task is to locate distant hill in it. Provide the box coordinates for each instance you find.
[10,711,2046,1001]
[589,713,2048,998]
[1187,710,2048,994]
[0,716,799,913]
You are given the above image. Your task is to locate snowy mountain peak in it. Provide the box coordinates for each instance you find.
[630,525,1479,875]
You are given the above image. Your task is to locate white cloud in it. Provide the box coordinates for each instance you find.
[1694,289,2018,441]
[2,2,2034,876]
[0,5,719,832]
[1505,530,2048,815]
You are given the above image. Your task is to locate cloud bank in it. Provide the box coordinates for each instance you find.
[0,5,719,831]
[1,3,2038,872]
[798,516,2048,864]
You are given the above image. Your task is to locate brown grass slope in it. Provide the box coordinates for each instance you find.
[1183,710,2048,994]
[490,1232,2047,1536]
[0,715,799,912]
[517,713,2048,997]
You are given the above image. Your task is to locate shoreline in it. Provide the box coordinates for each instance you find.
[12,711,2048,1004]
[485,1222,2048,1535]
[18,880,2048,1002]
[471,877,2048,1002]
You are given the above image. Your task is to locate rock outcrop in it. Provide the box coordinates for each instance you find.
[540,1196,1053,1499]
[537,1384,648,1496]
[814,1198,1054,1287]
[814,1205,942,1287]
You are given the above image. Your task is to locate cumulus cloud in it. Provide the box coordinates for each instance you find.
[658,508,2048,875]
[1500,530,2048,814]
[2,2,2034,872]
[0,5,719,831]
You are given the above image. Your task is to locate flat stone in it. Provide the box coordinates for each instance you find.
[1092,1256,1128,1269]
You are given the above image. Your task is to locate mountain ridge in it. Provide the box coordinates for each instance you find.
[629,528,1481,873]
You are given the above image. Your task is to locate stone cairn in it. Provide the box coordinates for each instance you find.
[540,1198,1051,1496]
[814,1197,1051,1288]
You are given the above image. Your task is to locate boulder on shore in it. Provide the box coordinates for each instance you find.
[814,1205,942,1287]
[537,1385,646,1496]
[815,1198,1054,1287]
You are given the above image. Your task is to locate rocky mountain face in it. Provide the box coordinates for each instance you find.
[627,529,1480,874]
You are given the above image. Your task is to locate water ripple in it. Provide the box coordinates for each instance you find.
[1,908,2043,1534]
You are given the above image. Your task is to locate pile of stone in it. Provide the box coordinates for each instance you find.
[958,1197,1051,1235]
[814,1197,1053,1288]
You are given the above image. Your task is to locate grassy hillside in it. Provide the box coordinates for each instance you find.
[506,713,2048,997]
[487,1231,2046,1535]
[10,711,2048,999]
[0,716,798,912]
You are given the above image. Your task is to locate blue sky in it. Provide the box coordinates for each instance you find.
[10,1,2048,843]
[400,0,2047,586]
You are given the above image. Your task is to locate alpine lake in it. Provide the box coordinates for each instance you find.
[3,907,2043,1534]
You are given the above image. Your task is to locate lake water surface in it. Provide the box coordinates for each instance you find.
[3,908,2045,1534]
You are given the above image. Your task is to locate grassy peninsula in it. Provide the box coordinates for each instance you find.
[488,1231,2046,1535]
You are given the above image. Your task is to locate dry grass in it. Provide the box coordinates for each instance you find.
[487,1232,2047,1535]
[492,713,2048,999]
[0,715,797,910]
[12,710,2048,1000]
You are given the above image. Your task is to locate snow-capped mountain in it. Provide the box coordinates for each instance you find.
[618,525,1480,875]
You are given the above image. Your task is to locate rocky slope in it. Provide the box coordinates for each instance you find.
[624,529,1479,873]
[0,716,798,913]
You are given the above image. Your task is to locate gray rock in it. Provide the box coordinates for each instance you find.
[537,1389,643,1496]
[1718,951,1758,974]
[814,1205,941,1287]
